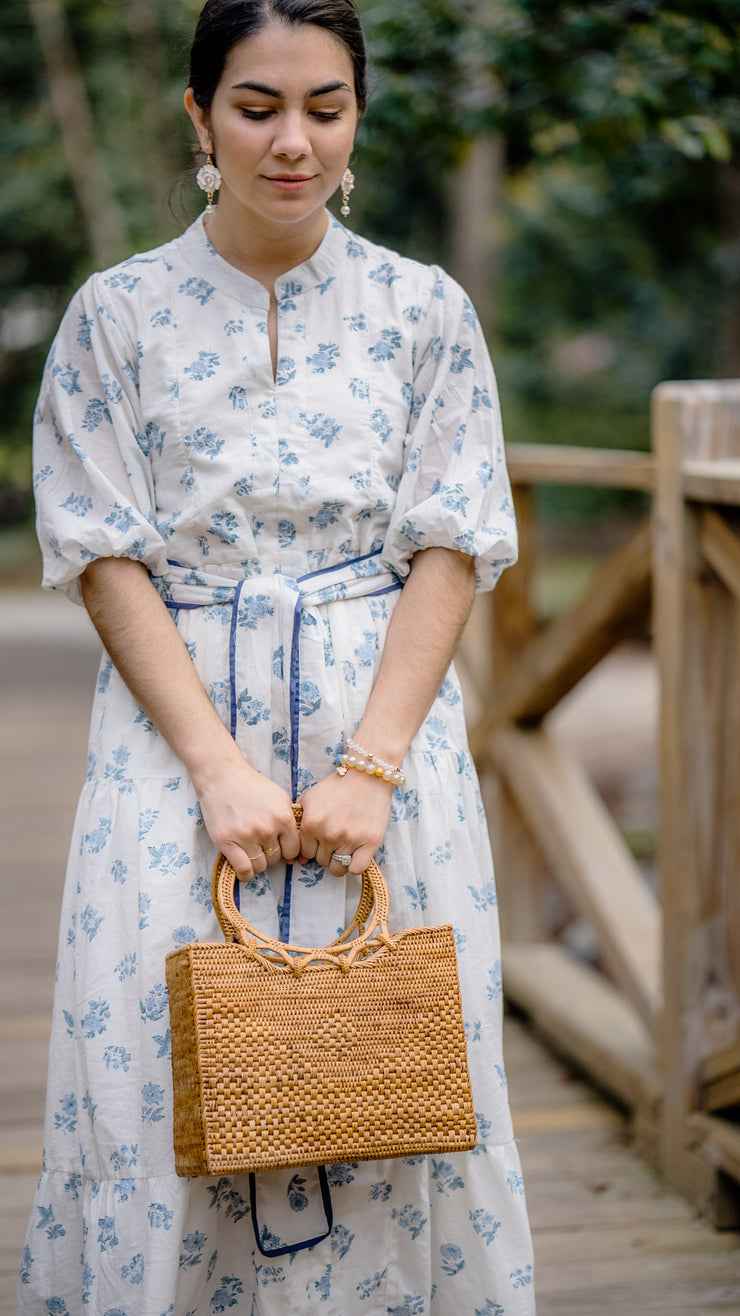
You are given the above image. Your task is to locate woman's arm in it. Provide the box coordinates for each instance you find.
[298,546,476,875]
[80,556,300,878]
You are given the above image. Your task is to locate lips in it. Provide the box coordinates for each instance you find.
[266,174,314,181]
[263,174,316,191]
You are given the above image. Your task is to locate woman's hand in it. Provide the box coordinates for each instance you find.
[298,768,394,877]
[194,751,301,882]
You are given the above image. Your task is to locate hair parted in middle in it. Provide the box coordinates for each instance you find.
[188,0,367,114]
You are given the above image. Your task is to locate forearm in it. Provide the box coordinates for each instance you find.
[298,547,476,874]
[81,557,301,877]
[355,546,476,764]
[80,556,242,791]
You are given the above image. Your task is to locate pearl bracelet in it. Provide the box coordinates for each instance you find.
[334,738,406,787]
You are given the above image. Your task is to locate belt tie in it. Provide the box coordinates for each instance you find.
[151,548,402,937]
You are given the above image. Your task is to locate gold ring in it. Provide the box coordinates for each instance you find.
[247,852,263,862]
[264,845,280,856]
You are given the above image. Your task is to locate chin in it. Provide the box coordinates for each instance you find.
[266,199,329,225]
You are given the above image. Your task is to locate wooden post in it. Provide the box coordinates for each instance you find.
[701,509,740,1007]
[653,381,740,1222]
[486,484,550,941]
[490,484,537,679]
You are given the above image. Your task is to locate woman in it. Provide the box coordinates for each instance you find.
[18,0,535,1311]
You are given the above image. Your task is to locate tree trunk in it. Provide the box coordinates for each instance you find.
[720,160,740,378]
[449,132,504,341]
[27,0,128,268]
[123,0,184,231]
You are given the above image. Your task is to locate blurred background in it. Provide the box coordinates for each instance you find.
[3,11,740,1295]
[1,0,739,582]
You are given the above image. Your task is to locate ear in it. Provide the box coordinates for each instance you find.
[184,87,213,155]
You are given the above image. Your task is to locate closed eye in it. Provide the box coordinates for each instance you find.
[238,108,343,122]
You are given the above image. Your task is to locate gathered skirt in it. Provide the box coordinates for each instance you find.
[16,582,535,1315]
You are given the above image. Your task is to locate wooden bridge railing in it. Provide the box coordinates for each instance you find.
[465,381,740,1225]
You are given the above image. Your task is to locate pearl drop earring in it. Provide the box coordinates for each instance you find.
[340,167,355,217]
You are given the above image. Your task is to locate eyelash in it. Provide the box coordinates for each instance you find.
[239,109,341,122]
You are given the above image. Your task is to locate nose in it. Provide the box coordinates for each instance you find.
[271,110,311,160]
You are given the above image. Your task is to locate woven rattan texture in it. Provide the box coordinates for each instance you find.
[166,924,477,1176]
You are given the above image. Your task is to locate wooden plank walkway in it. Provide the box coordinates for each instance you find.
[2,589,740,1315]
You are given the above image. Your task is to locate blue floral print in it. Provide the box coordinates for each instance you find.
[80,999,110,1038]
[306,342,340,373]
[368,328,402,361]
[178,276,214,304]
[19,213,533,1315]
[103,1046,132,1072]
[185,427,224,461]
[52,362,81,396]
[185,350,220,381]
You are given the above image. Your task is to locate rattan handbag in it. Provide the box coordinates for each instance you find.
[165,817,477,1179]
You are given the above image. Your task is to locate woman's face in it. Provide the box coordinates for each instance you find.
[186,21,359,233]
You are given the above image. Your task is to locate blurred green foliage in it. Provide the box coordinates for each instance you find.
[354,0,740,499]
[1,0,739,532]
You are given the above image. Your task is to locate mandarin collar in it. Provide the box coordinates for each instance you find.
[178,211,345,309]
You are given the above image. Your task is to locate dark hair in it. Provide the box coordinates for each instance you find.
[189,0,367,114]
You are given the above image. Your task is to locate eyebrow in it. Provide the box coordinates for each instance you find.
[231,79,352,98]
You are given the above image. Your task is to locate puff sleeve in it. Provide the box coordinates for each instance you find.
[382,270,518,593]
[32,276,168,605]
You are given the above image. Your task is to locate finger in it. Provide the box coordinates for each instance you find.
[261,841,282,867]
[249,850,268,875]
[220,841,255,883]
[347,843,374,875]
[314,840,342,870]
[278,825,301,864]
[298,834,318,864]
[294,803,326,865]
[327,846,353,877]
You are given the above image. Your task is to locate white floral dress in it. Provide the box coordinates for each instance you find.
[18,213,535,1316]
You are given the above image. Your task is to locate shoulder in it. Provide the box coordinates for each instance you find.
[332,220,473,329]
[65,226,194,341]
[333,220,438,294]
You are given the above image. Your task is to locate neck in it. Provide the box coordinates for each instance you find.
[203,200,329,289]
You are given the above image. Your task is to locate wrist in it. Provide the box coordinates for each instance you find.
[185,730,252,796]
[351,728,410,769]
[335,735,406,788]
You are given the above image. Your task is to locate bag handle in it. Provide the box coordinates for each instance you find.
[211,802,395,976]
